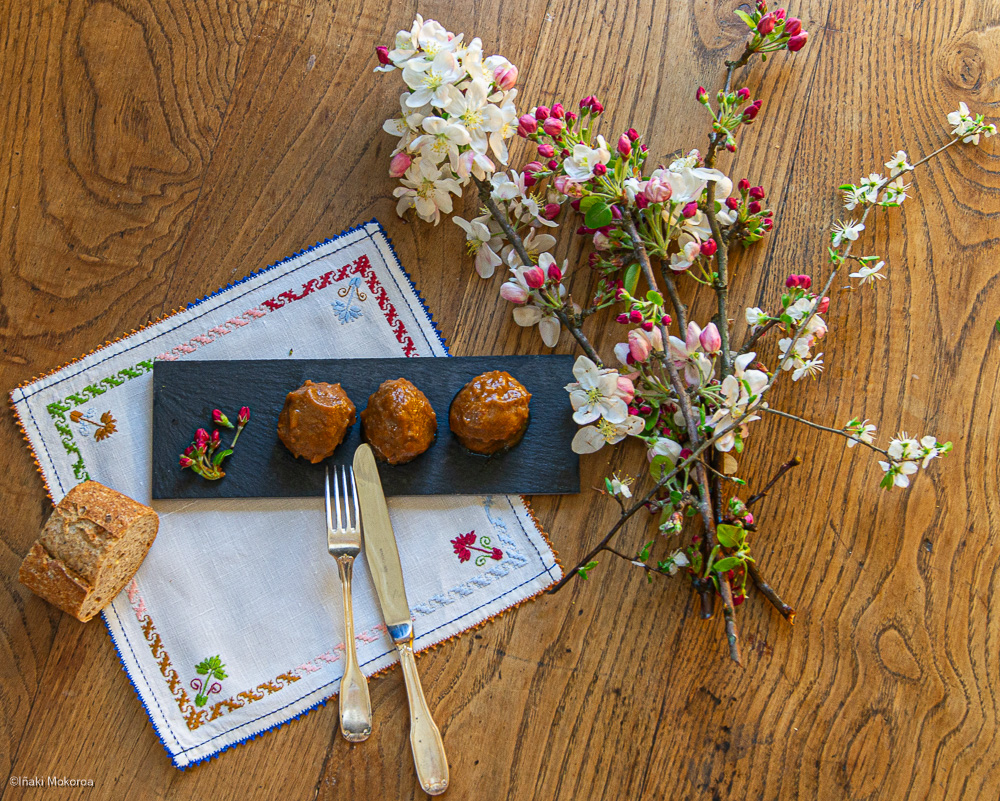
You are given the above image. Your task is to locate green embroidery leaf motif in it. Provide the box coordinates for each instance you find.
[193,655,227,707]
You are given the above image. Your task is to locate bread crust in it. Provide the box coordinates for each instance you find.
[18,481,159,622]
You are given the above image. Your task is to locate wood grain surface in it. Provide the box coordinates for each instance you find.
[2,1,999,799]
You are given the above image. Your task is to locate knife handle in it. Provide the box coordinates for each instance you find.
[396,641,449,795]
[337,556,372,742]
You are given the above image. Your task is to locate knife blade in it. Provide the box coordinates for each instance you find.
[353,444,449,795]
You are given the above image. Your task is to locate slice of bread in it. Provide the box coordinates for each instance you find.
[19,481,159,622]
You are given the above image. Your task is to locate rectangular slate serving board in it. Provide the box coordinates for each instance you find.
[151,356,580,499]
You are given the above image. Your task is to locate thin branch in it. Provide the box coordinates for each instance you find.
[659,265,688,331]
[746,455,802,508]
[747,562,795,623]
[739,317,779,355]
[762,407,888,457]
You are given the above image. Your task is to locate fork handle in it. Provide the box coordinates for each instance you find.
[396,640,449,795]
[337,556,372,742]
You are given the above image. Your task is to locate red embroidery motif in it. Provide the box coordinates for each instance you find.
[451,531,503,565]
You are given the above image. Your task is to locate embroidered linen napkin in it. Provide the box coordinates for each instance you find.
[11,220,562,768]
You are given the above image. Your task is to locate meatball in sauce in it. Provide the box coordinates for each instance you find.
[449,371,531,455]
[277,380,356,463]
[361,378,437,464]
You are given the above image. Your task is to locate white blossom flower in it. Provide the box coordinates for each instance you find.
[393,158,463,224]
[443,78,505,154]
[667,322,710,385]
[919,435,941,468]
[888,434,921,462]
[792,354,824,381]
[564,355,628,425]
[881,177,910,206]
[564,136,611,182]
[669,240,702,272]
[849,260,886,286]
[648,436,682,465]
[845,418,876,447]
[885,150,913,173]
[402,50,464,108]
[608,473,633,499]
[666,550,690,575]
[948,102,976,140]
[503,228,556,267]
[831,219,865,247]
[745,307,768,327]
[453,214,503,277]
[859,173,885,203]
[411,116,471,166]
[842,184,868,211]
[879,459,919,488]
[488,94,518,164]
[490,171,519,201]
[709,351,767,451]
[571,415,644,454]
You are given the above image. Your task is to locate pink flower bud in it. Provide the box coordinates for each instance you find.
[762,218,773,230]
[757,12,776,34]
[635,194,649,210]
[195,428,210,449]
[628,330,652,362]
[616,377,635,403]
[736,87,751,102]
[212,408,231,427]
[518,114,538,133]
[565,110,578,122]
[376,46,390,65]
[643,177,672,204]
[699,322,722,353]
[593,163,607,176]
[626,127,639,141]
[744,511,754,525]
[238,406,250,426]
[543,117,564,136]
[743,100,762,122]
[788,31,808,51]
[546,262,563,281]
[211,429,221,448]
[785,275,799,288]
[749,185,765,200]
[818,296,830,313]
[799,274,812,289]
[500,281,529,304]
[775,8,786,20]
[179,455,195,468]
[616,313,629,324]
[534,105,550,121]
[590,99,604,114]
[661,314,672,326]
[184,445,195,456]
[579,95,594,110]
[494,64,518,90]
[517,124,530,138]
[551,102,565,119]
[389,152,412,178]
[637,320,651,332]
[617,135,632,157]
[547,159,559,170]
[748,200,762,214]
[701,239,718,257]
[726,196,739,210]
[738,178,751,192]
[538,143,555,158]
[629,310,643,323]
[682,201,698,218]
[524,160,544,174]
[784,17,802,36]
[543,202,561,221]
[628,405,639,415]
[522,266,546,288]
[696,86,708,103]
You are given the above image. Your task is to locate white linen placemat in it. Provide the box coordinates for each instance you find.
[10,220,561,768]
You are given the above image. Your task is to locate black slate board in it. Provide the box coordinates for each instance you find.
[151,356,579,499]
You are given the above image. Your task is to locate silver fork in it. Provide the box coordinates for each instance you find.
[325,465,372,742]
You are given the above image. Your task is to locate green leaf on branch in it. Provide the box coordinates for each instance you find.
[713,556,742,573]
[212,449,233,467]
[604,477,614,494]
[646,290,664,305]
[716,524,745,549]
[585,201,613,229]
[639,540,654,561]
[579,196,600,212]
[624,263,641,295]
[734,8,756,28]
[650,454,671,480]
[577,560,599,580]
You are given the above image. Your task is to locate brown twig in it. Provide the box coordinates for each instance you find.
[747,562,795,623]
[746,455,803,508]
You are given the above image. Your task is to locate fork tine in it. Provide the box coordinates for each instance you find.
[349,466,360,533]
[342,464,353,529]
[333,465,343,530]
[324,466,333,533]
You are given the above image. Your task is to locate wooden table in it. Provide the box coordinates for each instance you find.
[2,1,998,798]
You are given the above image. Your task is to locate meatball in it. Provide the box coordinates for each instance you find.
[360,378,437,464]
[449,371,531,455]
[277,380,356,463]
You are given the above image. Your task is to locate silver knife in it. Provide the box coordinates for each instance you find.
[353,444,449,796]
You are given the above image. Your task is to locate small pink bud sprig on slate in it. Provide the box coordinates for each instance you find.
[179,407,251,480]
